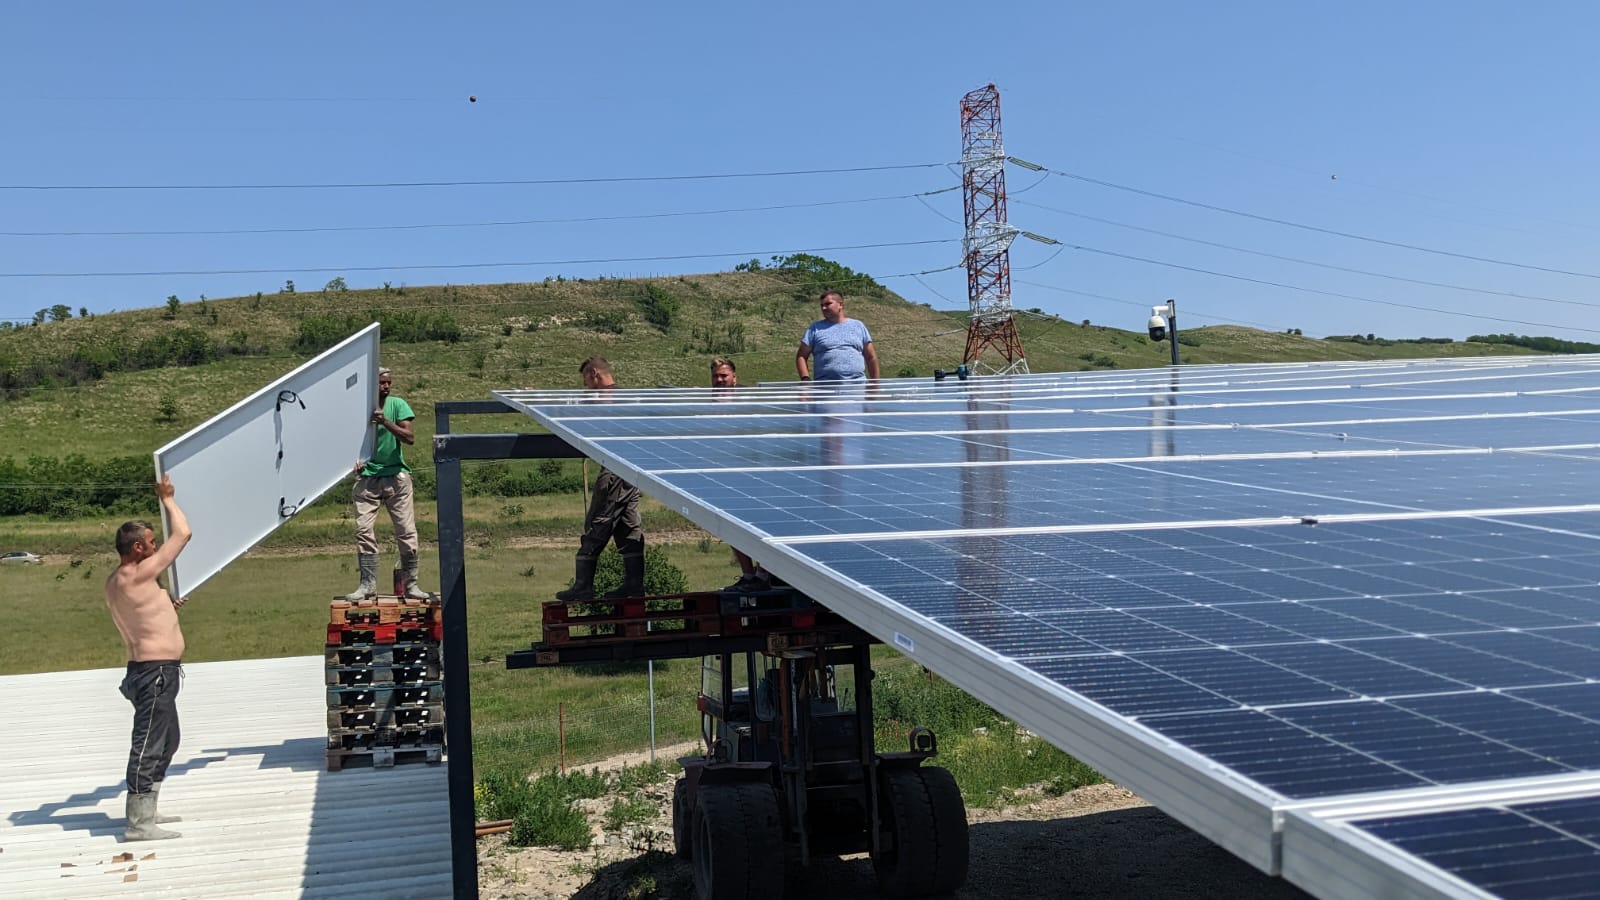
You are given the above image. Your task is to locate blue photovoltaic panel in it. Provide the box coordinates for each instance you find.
[495,356,1600,897]
[1351,796,1600,899]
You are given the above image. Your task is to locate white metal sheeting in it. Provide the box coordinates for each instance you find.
[0,657,451,899]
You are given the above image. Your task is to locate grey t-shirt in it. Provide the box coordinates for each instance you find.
[801,318,873,380]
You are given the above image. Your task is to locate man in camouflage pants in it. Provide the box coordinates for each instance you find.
[556,357,644,600]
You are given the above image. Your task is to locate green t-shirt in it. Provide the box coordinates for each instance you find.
[361,395,415,477]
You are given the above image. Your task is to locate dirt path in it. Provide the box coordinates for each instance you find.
[476,748,1310,900]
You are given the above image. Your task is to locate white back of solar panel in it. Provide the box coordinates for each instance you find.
[153,324,379,598]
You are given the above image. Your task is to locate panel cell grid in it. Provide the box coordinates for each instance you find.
[496,356,1600,898]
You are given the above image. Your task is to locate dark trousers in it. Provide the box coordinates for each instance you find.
[120,660,182,794]
[578,469,644,560]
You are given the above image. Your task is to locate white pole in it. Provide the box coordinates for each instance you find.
[647,660,657,763]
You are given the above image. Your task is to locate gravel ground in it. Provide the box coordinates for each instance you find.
[477,771,1311,900]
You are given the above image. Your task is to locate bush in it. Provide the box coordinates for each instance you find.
[293,314,365,354]
[687,321,745,355]
[0,454,155,517]
[603,795,659,831]
[380,309,461,343]
[594,545,688,596]
[508,782,592,850]
[636,285,679,331]
[581,311,628,334]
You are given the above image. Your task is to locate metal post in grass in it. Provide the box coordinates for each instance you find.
[648,660,657,764]
[559,702,566,774]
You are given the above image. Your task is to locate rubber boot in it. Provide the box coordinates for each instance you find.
[124,792,180,841]
[344,553,378,602]
[601,553,645,600]
[151,781,181,825]
[400,551,430,600]
[555,556,597,602]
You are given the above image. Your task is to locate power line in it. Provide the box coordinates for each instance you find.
[0,239,957,279]
[1014,280,1290,331]
[1016,160,1600,281]
[3,186,961,237]
[0,162,954,192]
[1014,198,1600,311]
[1039,240,1600,335]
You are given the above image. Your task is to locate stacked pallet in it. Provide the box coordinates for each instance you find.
[325,596,445,771]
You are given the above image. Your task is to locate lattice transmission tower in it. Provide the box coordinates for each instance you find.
[959,84,1028,375]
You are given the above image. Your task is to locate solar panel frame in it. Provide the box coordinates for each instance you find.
[494,355,1600,896]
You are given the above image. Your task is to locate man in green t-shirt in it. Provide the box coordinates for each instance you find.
[344,367,427,601]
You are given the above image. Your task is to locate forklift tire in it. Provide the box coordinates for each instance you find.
[672,777,693,861]
[872,766,970,898]
[691,781,785,900]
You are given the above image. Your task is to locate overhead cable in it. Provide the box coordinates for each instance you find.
[1015,199,1600,311]
[4,186,961,237]
[1040,241,1600,335]
[0,239,957,279]
[1009,158,1600,281]
[0,162,954,192]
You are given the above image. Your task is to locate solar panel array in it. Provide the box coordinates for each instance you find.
[497,355,1600,899]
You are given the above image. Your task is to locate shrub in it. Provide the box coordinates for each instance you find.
[593,545,687,597]
[293,315,362,354]
[379,309,461,343]
[636,285,679,331]
[687,321,745,355]
[581,311,628,334]
[603,795,658,831]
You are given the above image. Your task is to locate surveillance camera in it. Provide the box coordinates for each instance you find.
[1148,314,1168,342]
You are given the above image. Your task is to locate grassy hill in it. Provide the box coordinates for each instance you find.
[0,260,1541,556]
[1,265,1537,462]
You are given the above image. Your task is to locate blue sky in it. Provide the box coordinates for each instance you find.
[4,2,1600,341]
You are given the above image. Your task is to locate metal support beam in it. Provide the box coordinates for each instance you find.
[436,434,476,899]
[433,399,581,900]
[434,432,586,463]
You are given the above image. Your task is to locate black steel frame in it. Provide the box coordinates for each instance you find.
[433,399,585,900]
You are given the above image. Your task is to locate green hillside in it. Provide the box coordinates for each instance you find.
[1,263,1537,462]
[0,258,1542,556]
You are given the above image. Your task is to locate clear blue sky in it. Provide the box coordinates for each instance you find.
[5,2,1600,341]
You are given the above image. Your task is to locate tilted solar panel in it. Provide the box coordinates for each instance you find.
[496,355,1600,898]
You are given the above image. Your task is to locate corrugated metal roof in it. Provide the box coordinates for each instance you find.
[1,656,453,898]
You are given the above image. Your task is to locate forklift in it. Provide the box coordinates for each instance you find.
[508,586,970,900]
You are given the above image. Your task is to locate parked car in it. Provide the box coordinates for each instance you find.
[1,551,44,565]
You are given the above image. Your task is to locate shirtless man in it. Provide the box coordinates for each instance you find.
[105,473,192,841]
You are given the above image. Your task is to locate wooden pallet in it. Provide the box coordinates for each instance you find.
[324,644,440,668]
[539,588,834,645]
[329,598,439,626]
[327,683,445,708]
[327,725,446,751]
[327,702,443,731]
[326,621,441,645]
[325,663,442,686]
[326,744,443,772]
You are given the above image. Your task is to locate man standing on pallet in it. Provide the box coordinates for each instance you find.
[556,356,645,600]
[105,473,192,841]
[346,367,429,602]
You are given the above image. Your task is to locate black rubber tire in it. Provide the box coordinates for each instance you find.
[872,766,970,898]
[673,777,693,861]
[691,781,786,900]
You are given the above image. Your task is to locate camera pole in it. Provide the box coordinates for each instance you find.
[1166,299,1180,367]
